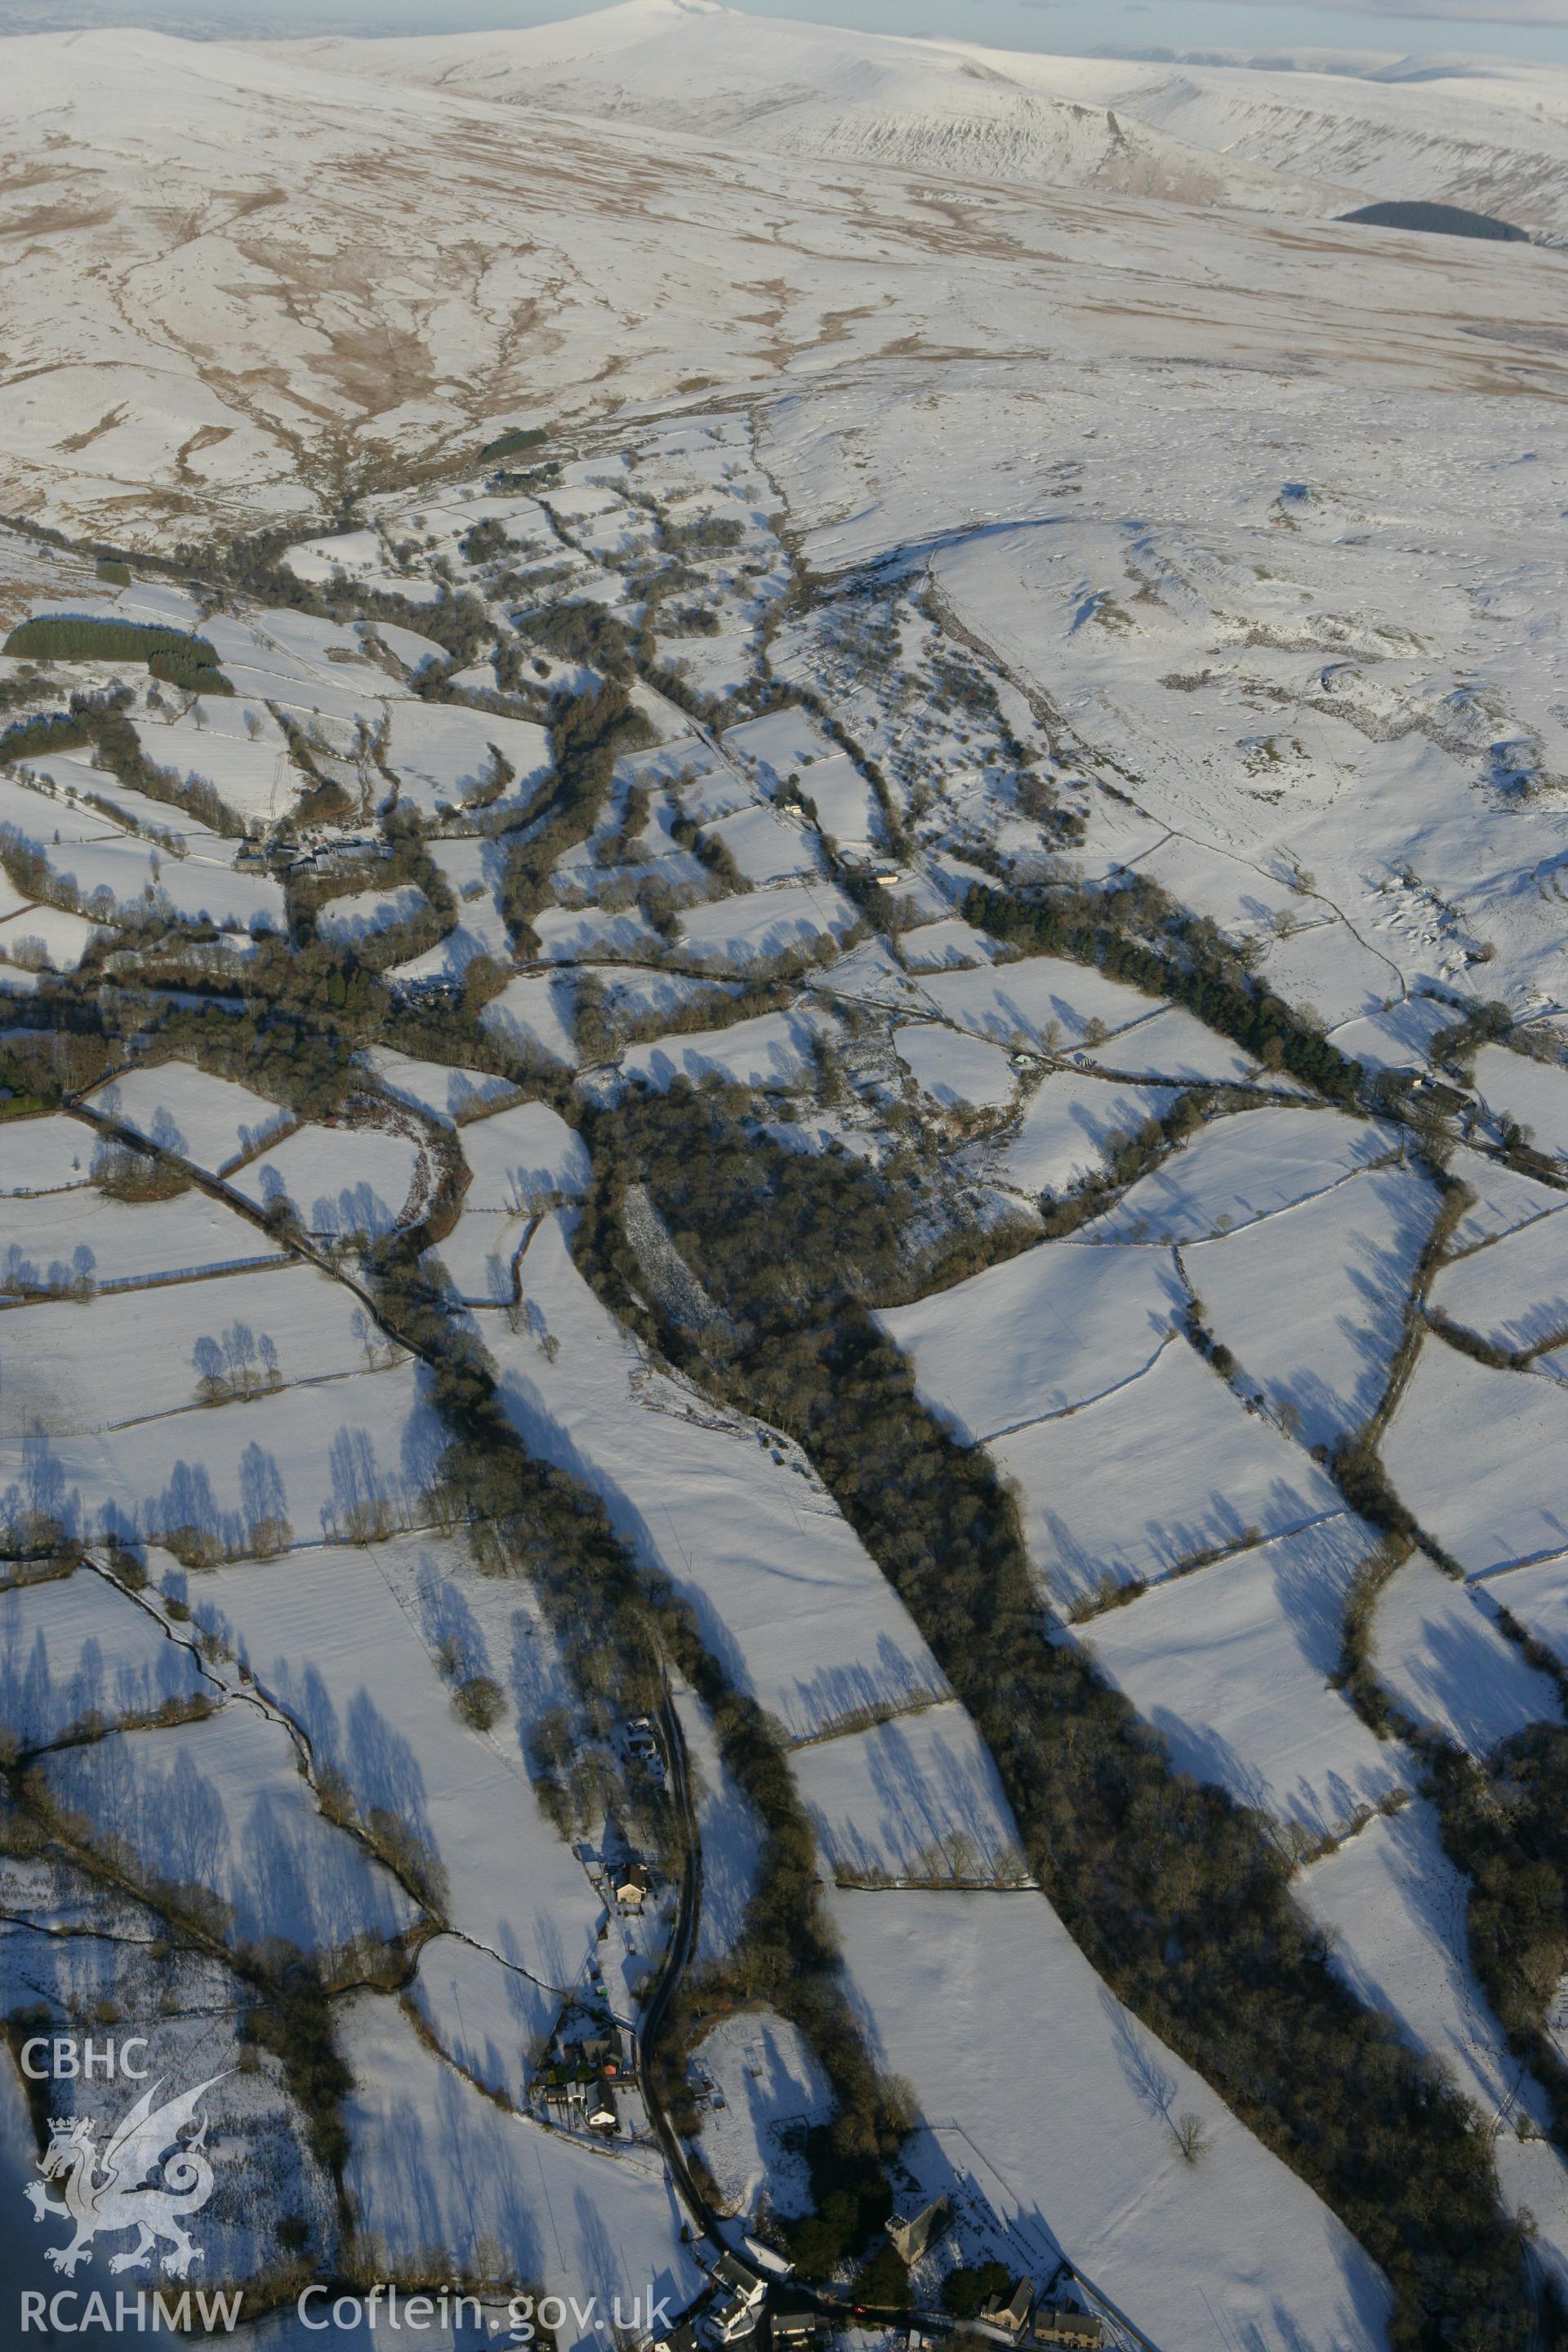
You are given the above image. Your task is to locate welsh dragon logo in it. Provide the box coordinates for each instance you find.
[24,2074,228,2278]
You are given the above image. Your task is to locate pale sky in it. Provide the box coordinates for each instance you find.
[0,0,1561,64]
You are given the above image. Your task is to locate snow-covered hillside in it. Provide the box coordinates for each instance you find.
[0,16,1563,551]
[274,0,1353,220]
[277,0,1568,236]
[1089,50,1568,238]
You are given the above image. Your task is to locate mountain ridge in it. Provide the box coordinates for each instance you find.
[0,15,1561,550]
[265,2,1355,223]
[263,0,1568,236]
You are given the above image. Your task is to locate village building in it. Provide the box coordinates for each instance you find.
[1027,2312,1103,2350]
[769,2296,822,2348]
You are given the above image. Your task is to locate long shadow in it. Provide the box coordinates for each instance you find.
[1394,1588,1559,1755]
[418,1575,492,1682]
[345,1686,437,1844]
[0,1584,200,1745]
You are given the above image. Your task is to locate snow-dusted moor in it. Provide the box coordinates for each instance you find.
[1,2,1566,2347]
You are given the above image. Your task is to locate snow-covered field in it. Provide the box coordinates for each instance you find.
[810,933,929,1017]
[0,771,288,933]
[878,1241,1186,1444]
[456,1098,590,1212]
[0,1567,206,1744]
[996,1071,1178,1197]
[0,1115,96,1194]
[1483,1553,1568,1680]
[893,1023,1016,1112]
[832,1889,1392,2352]
[1091,1108,1394,1244]
[427,1208,532,1307]
[2,1358,446,1557]
[1097,1006,1266,1087]
[361,1044,523,1126]
[899,917,995,973]
[1472,1045,1568,1162]
[390,838,514,984]
[381,703,550,820]
[1383,1345,1568,1576]
[339,1994,700,2336]
[1079,1514,1406,1837]
[136,701,301,829]
[676,879,860,968]
[83,1062,295,1174]
[226,1120,426,1237]
[177,1530,601,1987]
[40,1704,418,1954]
[1298,1801,1568,2287]
[315,883,429,945]
[1431,1206,1568,1356]
[996,1342,1342,1608]
[707,804,819,885]
[674,1687,764,1966]
[1449,1150,1568,1253]
[492,1214,950,1740]
[1187,1161,1435,1447]
[0,899,106,973]
[479,973,581,1069]
[920,956,1156,1055]
[406,1933,558,2105]
[534,902,660,962]
[796,753,881,850]
[791,1700,1024,1884]
[1302,1798,1537,2127]
[1371,1556,1562,1755]
[722,707,839,785]
[2,1183,285,1294]
[691,2012,830,2221]
[0,1258,390,1434]
[621,1004,835,1096]
[14,757,225,860]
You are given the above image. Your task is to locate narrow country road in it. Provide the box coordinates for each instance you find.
[637,1688,725,2241]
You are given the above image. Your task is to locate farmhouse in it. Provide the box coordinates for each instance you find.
[615,1860,652,1909]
